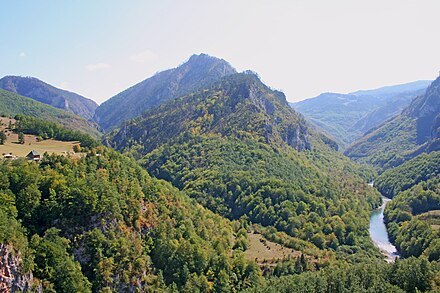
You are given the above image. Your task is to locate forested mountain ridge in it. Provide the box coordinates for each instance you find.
[106,72,383,259]
[0,76,98,120]
[94,53,237,130]
[291,80,430,147]
[0,89,101,137]
[107,73,313,153]
[345,75,440,171]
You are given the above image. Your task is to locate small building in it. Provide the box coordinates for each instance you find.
[27,150,41,161]
[3,153,13,159]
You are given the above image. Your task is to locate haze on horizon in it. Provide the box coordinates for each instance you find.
[1,0,439,104]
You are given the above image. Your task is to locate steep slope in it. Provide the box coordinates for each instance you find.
[345,75,440,171]
[0,147,261,292]
[95,53,237,130]
[106,73,381,256]
[292,81,430,147]
[375,151,440,198]
[384,175,440,261]
[108,73,312,154]
[378,152,440,262]
[0,89,101,137]
[0,76,98,120]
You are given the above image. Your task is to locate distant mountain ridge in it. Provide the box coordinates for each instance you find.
[291,80,431,147]
[0,89,101,136]
[345,75,440,170]
[94,53,237,130]
[0,76,98,119]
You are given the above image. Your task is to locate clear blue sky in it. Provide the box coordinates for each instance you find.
[1,0,439,104]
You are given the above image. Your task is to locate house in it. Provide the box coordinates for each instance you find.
[27,150,41,161]
[3,153,13,159]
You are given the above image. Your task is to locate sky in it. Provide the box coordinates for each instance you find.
[1,0,440,104]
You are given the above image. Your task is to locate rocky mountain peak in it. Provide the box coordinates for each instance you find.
[94,54,237,130]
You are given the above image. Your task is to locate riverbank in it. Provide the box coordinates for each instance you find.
[369,196,399,262]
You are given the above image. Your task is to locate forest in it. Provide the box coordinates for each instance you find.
[1,148,439,292]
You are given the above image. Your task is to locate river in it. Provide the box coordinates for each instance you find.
[369,195,399,262]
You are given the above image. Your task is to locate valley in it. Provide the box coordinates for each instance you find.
[369,195,399,262]
[0,53,438,292]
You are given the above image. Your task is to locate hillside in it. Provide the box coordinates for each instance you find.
[384,176,440,260]
[0,147,264,292]
[345,76,440,171]
[0,76,98,119]
[0,89,101,137]
[94,53,237,130]
[292,80,430,147]
[107,73,313,153]
[375,151,440,199]
[106,73,382,257]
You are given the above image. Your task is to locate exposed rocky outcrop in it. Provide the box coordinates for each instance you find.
[0,244,38,293]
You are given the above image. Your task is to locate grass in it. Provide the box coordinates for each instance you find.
[244,232,301,265]
[417,210,440,230]
[0,117,81,158]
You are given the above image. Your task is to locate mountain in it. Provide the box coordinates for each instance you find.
[291,80,431,147]
[345,75,440,171]
[106,72,381,256]
[0,89,101,137]
[350,80,432,98]
[0,76,98,120]
[94,53,237,130]
[107,73,312,153]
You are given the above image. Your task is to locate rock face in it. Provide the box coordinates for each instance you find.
[0,244,37,293]
[0,76,98,120]
[404,75,440,144]
[94,54,237,130]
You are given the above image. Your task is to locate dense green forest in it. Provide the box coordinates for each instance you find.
[375,151,440,198]
[384,176,440,260]
[0,89,101,137]
[1,150,438,292]
[0,147,264,292]
[244,257,439,293]
[106,74,382,255]
[140,133,381,253]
